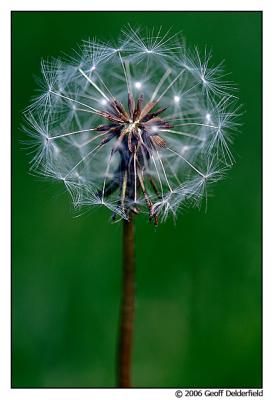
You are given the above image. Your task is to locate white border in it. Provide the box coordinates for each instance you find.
[1,1,272,399]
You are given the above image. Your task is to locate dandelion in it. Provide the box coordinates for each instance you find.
[24,25,239,387]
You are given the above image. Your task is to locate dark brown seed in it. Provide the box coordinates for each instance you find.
[150,135,166,148]
[133,94,144,121]
[139,101,156,120]
[128,92,135,119]
[97,111,125,124]
[142,106,168,122]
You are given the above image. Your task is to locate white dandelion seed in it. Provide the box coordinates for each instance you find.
[24,26,239,224]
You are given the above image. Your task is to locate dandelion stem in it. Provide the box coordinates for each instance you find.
[118,215,135,388]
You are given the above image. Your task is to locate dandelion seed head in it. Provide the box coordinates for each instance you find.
[24,25,239,224]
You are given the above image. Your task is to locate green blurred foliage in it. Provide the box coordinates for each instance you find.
[12,12,261,388]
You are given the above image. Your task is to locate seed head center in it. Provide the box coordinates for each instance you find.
[128,121,138,131]
[123,120,140,136]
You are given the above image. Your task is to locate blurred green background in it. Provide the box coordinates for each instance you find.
[12,12,261,388]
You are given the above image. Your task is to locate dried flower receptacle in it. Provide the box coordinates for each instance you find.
[94,92,174,225]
